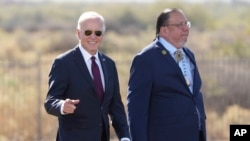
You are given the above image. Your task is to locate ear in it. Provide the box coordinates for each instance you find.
[76,29,81,39]
[160,26,169,36]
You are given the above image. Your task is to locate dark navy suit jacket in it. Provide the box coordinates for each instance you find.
[127,41,206,141]
[44,46,130,141]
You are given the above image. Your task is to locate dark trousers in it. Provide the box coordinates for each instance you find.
[101,129,107,141]
[199,130,204,141]
[101,120,107,141]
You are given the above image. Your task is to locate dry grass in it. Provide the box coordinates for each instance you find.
[207,105,250,140]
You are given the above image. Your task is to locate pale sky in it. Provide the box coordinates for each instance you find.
[16,0,245,3]
[56,0,230,2]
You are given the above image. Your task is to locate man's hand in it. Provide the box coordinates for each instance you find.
[62,99,80,114]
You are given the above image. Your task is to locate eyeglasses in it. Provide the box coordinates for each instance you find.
[164,21,191,29]
[84,30,103,37]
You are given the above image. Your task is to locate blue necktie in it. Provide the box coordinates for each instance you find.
[91,56,104,102]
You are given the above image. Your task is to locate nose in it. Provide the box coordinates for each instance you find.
[182,26,189,31]
[89,33,98,38]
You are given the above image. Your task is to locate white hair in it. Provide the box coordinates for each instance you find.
[77,11,105,32]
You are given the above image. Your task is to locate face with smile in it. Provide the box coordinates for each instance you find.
[160,10,190,49]
[77,15,104,55]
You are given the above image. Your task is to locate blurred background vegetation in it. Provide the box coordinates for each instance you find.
[0,0,250,141]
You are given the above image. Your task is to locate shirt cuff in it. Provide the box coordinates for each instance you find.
[120,137,130,141]
[60,100,66,115]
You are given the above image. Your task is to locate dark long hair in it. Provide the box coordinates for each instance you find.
[155,8,181,40]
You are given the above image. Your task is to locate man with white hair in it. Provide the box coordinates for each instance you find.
[45,11,130,141]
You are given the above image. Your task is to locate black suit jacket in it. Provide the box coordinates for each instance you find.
[44,46,130,141]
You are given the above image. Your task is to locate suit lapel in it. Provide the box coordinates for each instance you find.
[183,48,202,95]
[98,53,108,102]
[156,42,193,96]
[156,42,188,86]
[72,47,97,95]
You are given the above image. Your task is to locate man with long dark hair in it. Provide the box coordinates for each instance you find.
[127,8,206,141]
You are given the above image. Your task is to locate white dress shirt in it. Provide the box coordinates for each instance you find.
[158,37,194,93]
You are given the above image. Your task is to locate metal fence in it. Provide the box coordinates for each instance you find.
[0,55,250,141]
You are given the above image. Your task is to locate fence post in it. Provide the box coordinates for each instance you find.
[36,52,42,141]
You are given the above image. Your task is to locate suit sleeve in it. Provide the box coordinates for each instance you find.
[127,55,153,141]
[109,61,131,139]
[44,58,68,117]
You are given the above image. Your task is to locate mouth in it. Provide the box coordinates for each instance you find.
[88,41,98,44]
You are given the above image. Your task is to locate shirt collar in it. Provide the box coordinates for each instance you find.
[158,37,183,55]
[78,44,99,62]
